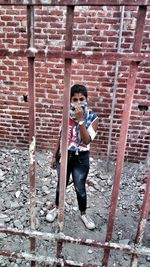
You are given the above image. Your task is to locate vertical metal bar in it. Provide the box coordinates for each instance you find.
[106,5,125,171]
[132,7,147,52]
[130,171,150,267]
[102,6,147,267]
[56,5,74,262]
[27,5,36,267]
[146,144,150,167]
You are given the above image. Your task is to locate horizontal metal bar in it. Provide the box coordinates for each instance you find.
[0,250,101,267]
[0,49,150,62]
[0,227,150,257]
[0,0,150,5]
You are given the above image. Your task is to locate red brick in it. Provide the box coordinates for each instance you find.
[1,16,13,21]
[0,6,149,162]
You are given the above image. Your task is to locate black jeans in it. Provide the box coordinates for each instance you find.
[55,150,90,212]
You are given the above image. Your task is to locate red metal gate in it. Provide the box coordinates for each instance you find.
[0,1,150,267]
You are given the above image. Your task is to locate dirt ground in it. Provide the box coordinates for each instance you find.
[0,148,150,267]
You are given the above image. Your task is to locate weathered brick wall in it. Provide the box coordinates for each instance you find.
[0,5,150,162]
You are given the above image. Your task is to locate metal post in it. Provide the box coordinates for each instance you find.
[102,5,147,267]
[56,5,75,262]
[130,171,150,267]
[106,5,125,171]
[27,5,36,267]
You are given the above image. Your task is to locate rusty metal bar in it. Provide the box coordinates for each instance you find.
[27,5,36,267]
[0,244,150,267]
[1,226,150,257]
[56,5,74,261]
[27,6,34,48]
[102,5,147,267]
[130,171,150,267]
[57,4,74,232]
[0,250,103,267]
[0,1,149,267]
[0,0,150,5]
[106,5,125,170]
[133,9,148,52]
[0,49,150,61]
[146,145,150,166]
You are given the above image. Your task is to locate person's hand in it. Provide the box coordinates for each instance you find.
[51,157,57,169]
[75,107,84,122]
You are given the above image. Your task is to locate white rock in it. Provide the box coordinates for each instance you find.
[93,184,99,190]
[11,201,20,209]
[0,233,7,238]
[89,187,96,192]
[40,210,45,216]
[14,220,22,228]
[100,174,108,180]
[42,185,50,194]
[0,169,5,181]
[72,206,78,211]
[88,249,93,254]
[15,190,21,198]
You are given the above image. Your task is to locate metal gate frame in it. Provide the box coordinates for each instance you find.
[0,1,150,267]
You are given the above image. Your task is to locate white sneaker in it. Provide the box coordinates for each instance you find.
[80,214,95,230]
[46,207,58,222]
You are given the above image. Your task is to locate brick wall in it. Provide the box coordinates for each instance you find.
[0,5,150,162]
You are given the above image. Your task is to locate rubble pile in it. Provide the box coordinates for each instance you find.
[0,148,149,267]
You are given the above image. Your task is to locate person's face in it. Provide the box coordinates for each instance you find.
[71,93,87,104]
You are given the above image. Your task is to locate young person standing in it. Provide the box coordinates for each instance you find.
[46,84,99,230]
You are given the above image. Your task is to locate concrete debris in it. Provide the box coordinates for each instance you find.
[0,169,5,181]
[0,148,149,266]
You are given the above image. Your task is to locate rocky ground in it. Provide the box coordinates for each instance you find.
[0,148,150,267]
